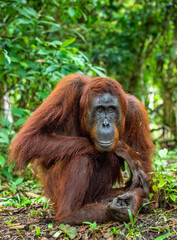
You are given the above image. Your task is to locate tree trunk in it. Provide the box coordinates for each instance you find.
[161,11,177,138]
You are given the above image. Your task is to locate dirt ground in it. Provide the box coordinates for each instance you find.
[0,202,177,240]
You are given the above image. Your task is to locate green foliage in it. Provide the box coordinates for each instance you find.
[53,230,63,238]
[0,5,177,239]
[0,0,176,177]
[0,0,105,111]
[111,226,125,237]
[30,225,41,236]
[59,224,77,239]
[83,221,100,230]
[151,148,177,204]
[124,220,143,239]
[123,208,149,239]
[2,194,32,208]
[6,221,25,240]
[0,0,107,178]
[154,232,174,240]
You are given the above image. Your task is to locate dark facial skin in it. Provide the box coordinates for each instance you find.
[86,93,122,152]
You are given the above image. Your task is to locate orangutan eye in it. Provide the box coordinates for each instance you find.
[97,106,104,112]
[108,107,115,113]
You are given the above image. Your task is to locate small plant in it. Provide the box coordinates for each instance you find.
[42,199,51,210]
[151,148,177,204]
[6,221,25,240]
[123,210,136,236]
[59,224,77,239]
[83,221,100,230]
[154,232,174,240]
[111,226,119,236]
[111,226,125,237]
[48,223,53,229]
[29,209,43,218]
[1,194,33,207]
[153,148,168,172]
[123,209,145,239]
[30,225,41,236]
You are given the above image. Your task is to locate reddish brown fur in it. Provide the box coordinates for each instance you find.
[122,95,154,174]
[9,74,154,224]
[112,125,119,151]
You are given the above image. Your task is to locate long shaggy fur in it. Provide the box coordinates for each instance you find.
[9,73,154,224]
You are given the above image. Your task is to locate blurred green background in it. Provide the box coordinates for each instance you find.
[0,0,177,179]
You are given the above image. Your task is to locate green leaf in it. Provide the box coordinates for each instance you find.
[0,132,9,144]
[12,108,29,117]
[43,16,55,21]
[20,62,28,68]
[38,49,51,55]
[171,45,177,60]
[16,7,37,19]
[158,181,166,188]
[35,226,40,236]
[15,117,27,126]
[50,24,61,32]
[90,221,97,229]
[45,65,58,74]
[169,163,177,169]
[73,30,87,43]
[0,52,5,64]
[17,18,33,25]
[158,148,168,158]
[18,66,26,77]
[169,194,177,202]
[53,231,62,238]
[47,40,62,47]
[36,92,49,100]
[149,193,154,200]
[4,50,11,64]
[1,169,13,180]
[128,209,134,226]
[90,66,107,77]
[152,185,158,192]
[10,57,19,63]
[59,224,77,239]
[0,155,6,168]
[154,233,174,240]
[14,177,24,185]
[48,223,53,229]
[83,221,92,225]
[124,222,130,231]
[68,8,75,17]
[61,38,76,48]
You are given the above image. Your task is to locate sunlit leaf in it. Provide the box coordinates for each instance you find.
[68,8,75,17]
[61,38,76,48]
[158,148,168,158]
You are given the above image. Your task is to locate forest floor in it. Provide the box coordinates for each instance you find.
[0,200,177,240]
[1,149,177,239]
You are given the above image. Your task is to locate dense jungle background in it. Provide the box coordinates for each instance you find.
[0,0,177,239]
